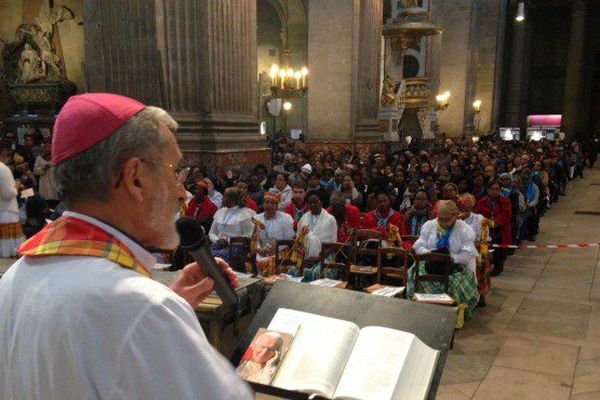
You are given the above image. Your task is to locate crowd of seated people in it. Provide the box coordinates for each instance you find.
[174,136,596,325]
[0,126,598,326]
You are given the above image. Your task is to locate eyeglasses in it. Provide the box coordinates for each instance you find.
[113,158,190,189]
[141,159,190,184]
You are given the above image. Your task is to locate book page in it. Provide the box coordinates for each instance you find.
[332,327,415,400]
[371,286,405,297]
[390,336,439,400]
[272,319,360,398]
[236,328,295,385]
[413,293,453,303]
[268,308,357,334]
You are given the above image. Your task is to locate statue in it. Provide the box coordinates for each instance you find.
[2,5,74,83]
[17,44,43,83]
[380,74,397,107]
[400,0,420,7]
[1,5,77,115]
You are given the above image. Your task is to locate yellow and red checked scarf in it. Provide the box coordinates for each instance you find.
[18,216,151,278]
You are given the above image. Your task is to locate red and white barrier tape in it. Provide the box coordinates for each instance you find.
[492,243,600,249]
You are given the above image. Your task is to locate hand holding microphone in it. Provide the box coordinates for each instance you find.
[170,217,240,308]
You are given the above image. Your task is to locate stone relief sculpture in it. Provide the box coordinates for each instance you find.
[17,44,43,83]
[380,74,397,106]
[2,5,74,83]
[400,0,421,8]
[1,5,76,114]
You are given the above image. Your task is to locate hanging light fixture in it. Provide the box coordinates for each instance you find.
[270,0,308,99]
[515,2,525,22]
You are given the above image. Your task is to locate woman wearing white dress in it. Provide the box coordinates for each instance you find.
[0,144,25,257]
[208,187,255,270]
[407,200,479,322]
[254,192,295,276]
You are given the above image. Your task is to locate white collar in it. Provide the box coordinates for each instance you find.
[62,211,157,271]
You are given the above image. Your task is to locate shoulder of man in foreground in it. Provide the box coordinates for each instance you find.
[0,256,253,400]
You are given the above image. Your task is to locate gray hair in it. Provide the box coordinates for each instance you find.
[55,106,178,208]
[261,331,284,351]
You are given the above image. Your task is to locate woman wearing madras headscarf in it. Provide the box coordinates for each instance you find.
[253,192,295,277]
[407,200,480,326]
[458,193,491,307]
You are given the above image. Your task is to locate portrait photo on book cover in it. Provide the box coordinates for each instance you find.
[236,328,294,385]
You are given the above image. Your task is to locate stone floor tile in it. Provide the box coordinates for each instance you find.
[440,349,499,385]
[572,373,600,395]
[435,382,480,400]
[570,391,600,400]
[492,274,538,293]
[507,298,591,341]
[453,333,507,353]
[472,366,572,400]
[493,337,578,379]
[531,284,591,301]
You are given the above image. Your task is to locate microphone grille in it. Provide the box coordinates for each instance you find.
[175,217,205,249]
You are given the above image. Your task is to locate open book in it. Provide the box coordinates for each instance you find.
[263,308,439,400]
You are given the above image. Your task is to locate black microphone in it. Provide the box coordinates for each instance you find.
[176,217,239,307]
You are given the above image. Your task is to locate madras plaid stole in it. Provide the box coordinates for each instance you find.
[18,216,151,278]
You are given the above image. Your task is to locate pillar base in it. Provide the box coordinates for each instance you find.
[183,148,272,176]
[305,140,386,161]
[173,112,270,175]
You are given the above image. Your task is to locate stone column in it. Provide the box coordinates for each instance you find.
[306,0,384,158]
[462,0,479,136]
[562,0,587,139]
[85,0,267,173]
[490,0,508,132]
[505,1,528,128]
[355,0,384,143]
[306,0,359,151]
[84,0,163,106]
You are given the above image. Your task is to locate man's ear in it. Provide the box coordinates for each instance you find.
[119,158,146,203]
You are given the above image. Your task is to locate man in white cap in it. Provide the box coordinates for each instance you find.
[0,93,253,399]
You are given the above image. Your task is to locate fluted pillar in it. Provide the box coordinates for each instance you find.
[85,0,268,173]
[355,0,384,141]
[83,0,162,106]
[562,0,587,139]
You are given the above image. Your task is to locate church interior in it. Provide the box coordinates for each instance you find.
[1,1,600,399]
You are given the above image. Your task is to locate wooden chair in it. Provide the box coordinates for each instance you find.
[274,239,296,275]
[378,246,410,291]
[228,237,253,273]
[320,242,351,282]
[412,252,454,295]
[349,229,382,290]
[401,235,419,244]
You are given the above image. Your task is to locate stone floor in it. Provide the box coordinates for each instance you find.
[1,169,599,399]
[436,166,600,400]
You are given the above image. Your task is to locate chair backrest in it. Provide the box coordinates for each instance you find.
[412,252,453,294]
[320,242,351,281]
[228,237,253,273]
[351,229,382,265]
[274,239,296,275]
[378,246,410,288]
[401,235,419,244]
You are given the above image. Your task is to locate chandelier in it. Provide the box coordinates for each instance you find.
[268,0,308,99]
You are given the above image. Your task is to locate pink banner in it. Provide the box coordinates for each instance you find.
[528,114,562,127]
